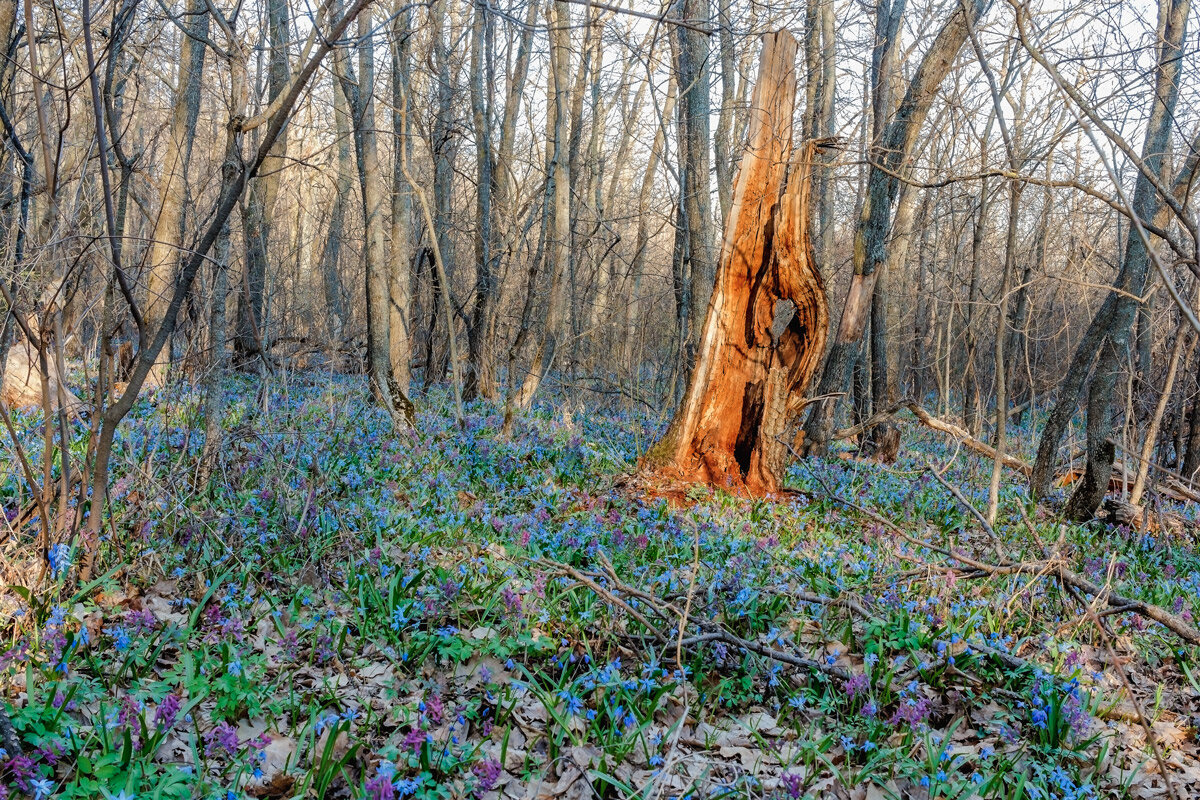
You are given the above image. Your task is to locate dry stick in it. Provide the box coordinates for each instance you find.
[833,400,1034,476]
[578,554,854,682]
[1080,598,1182,800]
[925,461,1008,561]
[535,559,668,644]
[805,462,1200,646]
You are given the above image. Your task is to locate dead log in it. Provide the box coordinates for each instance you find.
[642,31,829,494]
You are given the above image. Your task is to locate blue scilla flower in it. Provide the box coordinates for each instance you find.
[48,543,71,579]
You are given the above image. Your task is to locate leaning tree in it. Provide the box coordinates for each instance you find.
[642,30,828,495]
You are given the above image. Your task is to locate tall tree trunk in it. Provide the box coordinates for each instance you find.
[317,65,352,354]
[515,0,572,410]
[644,32,829,494]
[802,0,991,454]
[963,174,989,435]
[464,0,499,401]
[144,0,208,386]
[1047,0,1189,515]
[714,0,735,223]
[622,81,676,378]
[673,0,716,386]
[351,7,412,423]
[1184,350,1200,479]
[234,0,288,367]
[1007,180,1051,410]
[1130,316,1192,504]
[429,0,456,385]
[389,0,414,393]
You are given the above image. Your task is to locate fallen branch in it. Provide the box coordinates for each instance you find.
[833,400,1034,476]
[812,463,1200,647]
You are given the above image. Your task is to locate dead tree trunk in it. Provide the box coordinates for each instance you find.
[642,31,828,495]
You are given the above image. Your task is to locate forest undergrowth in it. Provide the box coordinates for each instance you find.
[2,371,1200,800]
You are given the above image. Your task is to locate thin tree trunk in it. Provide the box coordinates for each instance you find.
[673,0,716,383]
[429,0,456,384]
[623,81,676,378]
[465,0,498,401]
[516,0,572,410]
[145,0,208,386]
[1130,318,1192,505]
[389,0,414,392]
[963,174,988,435]
[234,0,288,367]
[1184,350,1200,479]
[352,7,411,423]
[317,64,352,354]
[714,0,735,223]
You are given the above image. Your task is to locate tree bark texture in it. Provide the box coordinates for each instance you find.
[643,31,828,495]
[234,0,288,366]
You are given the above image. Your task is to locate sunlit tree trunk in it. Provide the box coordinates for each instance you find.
[388,0,414,393]
[350,7,411,423]
[515,0,572,411]
[644,32,828,494]
[143,0,207,387]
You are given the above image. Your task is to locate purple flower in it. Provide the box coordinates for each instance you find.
[424,693,444,724]
[366,774,396,800]
[473,758,502,796]
[402,728,426,753]
[889,696,932,728]
[155,694,182,731]
[125,608,157,632]
[780,772,803,798]
[204,721,239,757]
[843,673,869,699]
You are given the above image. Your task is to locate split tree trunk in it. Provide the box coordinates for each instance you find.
[643,31,828,495]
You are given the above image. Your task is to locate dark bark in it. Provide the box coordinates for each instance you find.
[803,0,992,453]
[234,0,288,367]
[1184,352,1200,478]
[1037,0,1189,513]
[963,175,988,435]
[464,0,499,401]
[672,0,716,383]
[429,0,456,384]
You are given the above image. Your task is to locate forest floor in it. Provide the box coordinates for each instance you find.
[2,372,1200,800]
